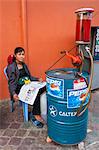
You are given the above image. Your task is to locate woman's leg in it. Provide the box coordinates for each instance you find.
[32,86,46,115]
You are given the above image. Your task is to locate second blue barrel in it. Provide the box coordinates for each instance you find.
[46,68,90,145]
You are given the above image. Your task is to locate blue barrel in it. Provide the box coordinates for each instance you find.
[46,68,90,145]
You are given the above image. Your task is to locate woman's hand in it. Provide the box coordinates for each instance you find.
[13,94,19,101]
[39,78,43,82]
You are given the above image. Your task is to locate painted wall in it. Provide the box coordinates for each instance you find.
[0,0,99,100]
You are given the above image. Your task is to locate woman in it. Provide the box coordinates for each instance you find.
[7,47,46,128]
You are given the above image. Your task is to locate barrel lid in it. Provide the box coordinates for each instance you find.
[46,68,78,80]
[75,8,94,13]
[46,68,89,80]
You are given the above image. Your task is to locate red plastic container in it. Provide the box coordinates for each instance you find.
[75,8,94,44]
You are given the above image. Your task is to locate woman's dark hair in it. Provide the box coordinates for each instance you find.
[14,47,25,55]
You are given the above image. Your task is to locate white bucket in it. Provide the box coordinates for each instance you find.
[40,92,47,122]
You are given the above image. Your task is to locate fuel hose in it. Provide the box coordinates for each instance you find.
[76,47,94,116]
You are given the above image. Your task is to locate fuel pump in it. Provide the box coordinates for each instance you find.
[72,8,94,116]
[46,8,94,147]
[60,8,94,116]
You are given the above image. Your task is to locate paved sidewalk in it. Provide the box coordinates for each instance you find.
[0,90,99,150]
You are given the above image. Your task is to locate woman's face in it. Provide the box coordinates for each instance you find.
[15,51,25,63]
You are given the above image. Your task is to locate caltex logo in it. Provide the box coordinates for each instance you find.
[49,105,58,117]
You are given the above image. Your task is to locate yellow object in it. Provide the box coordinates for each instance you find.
[24,79,31,84]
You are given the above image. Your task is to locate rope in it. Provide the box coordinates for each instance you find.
[46,45,77,72]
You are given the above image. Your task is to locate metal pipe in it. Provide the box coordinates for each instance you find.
[78,45,84,73]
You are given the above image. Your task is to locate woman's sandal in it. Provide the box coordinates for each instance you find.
[30,115,44,128]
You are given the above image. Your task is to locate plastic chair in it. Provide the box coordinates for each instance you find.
[4,66,28,122]
[4,67,15,112]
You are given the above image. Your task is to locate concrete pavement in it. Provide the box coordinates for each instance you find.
[0,90,99,150]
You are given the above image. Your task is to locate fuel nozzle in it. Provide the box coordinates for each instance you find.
[60,50,82,67]
[71,55,82,67]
